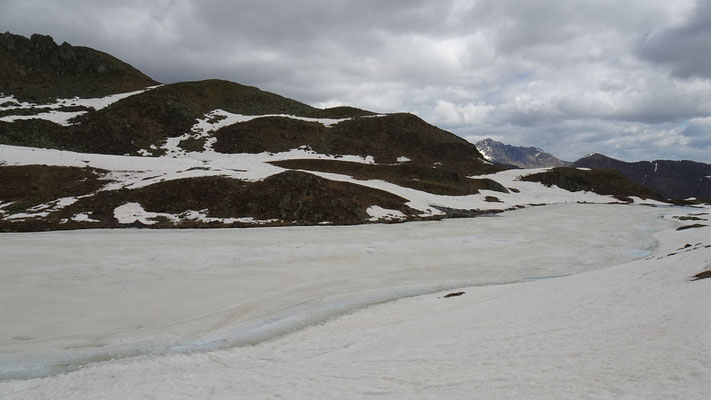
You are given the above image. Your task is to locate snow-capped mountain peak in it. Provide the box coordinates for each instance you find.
[474,138,568,168]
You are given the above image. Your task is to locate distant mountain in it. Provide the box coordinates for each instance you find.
[572,153,711,201]
[0,32,158,102]
[475,138,568,168]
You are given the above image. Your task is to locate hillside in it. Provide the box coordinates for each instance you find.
[572,153,711,201]
[521,167,664,202]
[0,33,675,232]
[475,138,568,168]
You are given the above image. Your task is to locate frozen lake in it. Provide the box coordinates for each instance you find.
[0,204,671,380]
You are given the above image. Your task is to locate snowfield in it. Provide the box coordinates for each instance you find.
[1,204,710,399]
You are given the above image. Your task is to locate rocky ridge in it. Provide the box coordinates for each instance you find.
[0,32,158,102]
[475,138,569,168]
[572,153,711,201]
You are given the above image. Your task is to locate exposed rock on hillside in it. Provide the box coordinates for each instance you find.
[0,32,158,102]
[475,138,568,168]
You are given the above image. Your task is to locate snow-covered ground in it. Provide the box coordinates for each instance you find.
[0,143,663,223]
[0,99,662,224]
[2,203,710,399]
[0,101,667,224]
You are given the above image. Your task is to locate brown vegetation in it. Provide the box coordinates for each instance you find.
[521,167,664,202]
[270,159,508,196]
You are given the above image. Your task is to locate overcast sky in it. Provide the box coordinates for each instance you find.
[3,0,711,162]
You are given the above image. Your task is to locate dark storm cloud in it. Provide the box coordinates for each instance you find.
[1,0,710,162]
[640,0,711,79]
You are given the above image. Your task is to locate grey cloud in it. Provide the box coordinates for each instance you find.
[640,0,711,79]
[461,118,711,164]
[1,0,710,163]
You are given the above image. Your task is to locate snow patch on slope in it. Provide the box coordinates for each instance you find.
[396,156,411,163]
[0,86,159,112]
[1,143,655,223]
[0,86,159,126]
[161,109,385,156]
[366,206,407,221]
[0,111,86,126]
[70,213,100,223]
[4,196,80,221]
[113,202,280,226]
[113,202,178,225]
[296,167,623,218]
[476,142,494,161]
[0,144,376,192]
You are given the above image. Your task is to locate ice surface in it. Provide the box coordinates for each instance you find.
[1,205,709,399]
[0,204,670,381]
[3,205,709,399]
